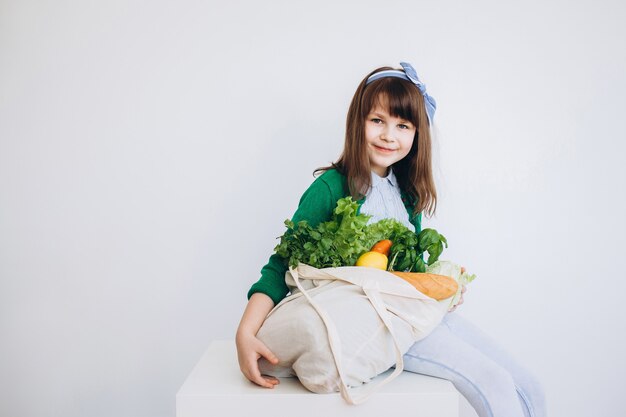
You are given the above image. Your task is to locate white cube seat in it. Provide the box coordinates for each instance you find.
[177,340,459,417]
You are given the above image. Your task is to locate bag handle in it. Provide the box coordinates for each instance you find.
[290,265,406,405]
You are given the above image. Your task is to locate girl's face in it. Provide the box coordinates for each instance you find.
[364,103,416,177]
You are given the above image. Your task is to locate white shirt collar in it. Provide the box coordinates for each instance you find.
[371,168,399,188]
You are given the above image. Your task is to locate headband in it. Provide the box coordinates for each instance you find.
[365,61,437,125]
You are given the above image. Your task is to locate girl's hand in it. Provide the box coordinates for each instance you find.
[448,266,467,313]
[448,284,466,312]
[236,331,280,388]
[235,292,278,388]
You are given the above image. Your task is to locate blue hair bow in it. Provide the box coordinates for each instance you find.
[399,62,437,125]
[365,62,437,124]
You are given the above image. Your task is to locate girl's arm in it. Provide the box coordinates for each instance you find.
[238,171,341,386]
[235,292,280,388]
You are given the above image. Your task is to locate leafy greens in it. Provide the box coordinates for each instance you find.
[274,197,448,272]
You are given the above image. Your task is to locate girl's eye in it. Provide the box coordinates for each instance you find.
[371,118,383,124]
[398,124,410,129]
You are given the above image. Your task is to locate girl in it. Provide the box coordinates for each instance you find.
[236,62,546,417]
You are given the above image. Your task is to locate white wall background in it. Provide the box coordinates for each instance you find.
[1,0,625,416]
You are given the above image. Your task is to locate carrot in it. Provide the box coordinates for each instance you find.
[371,239,393,256]
[391,271,458,300]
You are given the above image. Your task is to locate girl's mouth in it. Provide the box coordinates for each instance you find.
[373,145,396,153]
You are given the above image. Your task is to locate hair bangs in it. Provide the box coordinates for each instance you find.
[361,77,423,125]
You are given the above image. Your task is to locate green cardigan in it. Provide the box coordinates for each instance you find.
[247,169,423,305]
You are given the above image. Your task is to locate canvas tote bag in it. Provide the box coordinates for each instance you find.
[257,263,450,405]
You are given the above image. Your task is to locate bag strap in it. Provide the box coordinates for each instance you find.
[290,266,406,405]
[294,264,435,301]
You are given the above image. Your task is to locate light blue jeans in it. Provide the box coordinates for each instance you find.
[403,313,546,417]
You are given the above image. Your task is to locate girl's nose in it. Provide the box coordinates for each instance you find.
[381,128,394,141]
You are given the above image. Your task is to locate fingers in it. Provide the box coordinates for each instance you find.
[256,345,280,386]
[448,298,463,313]
[258,343,279,365]
[448,287,466,313]
[237,337,282,389]
[262,375,281,386]
[243,359,280,388]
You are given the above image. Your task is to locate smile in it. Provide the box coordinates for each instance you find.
[373,145,397,153]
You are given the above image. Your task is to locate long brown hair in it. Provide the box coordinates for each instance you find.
[315,66,437,217]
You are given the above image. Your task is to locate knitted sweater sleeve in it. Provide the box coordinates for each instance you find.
[247,174,339,305]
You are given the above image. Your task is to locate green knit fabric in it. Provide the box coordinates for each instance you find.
[247,169,422,305]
